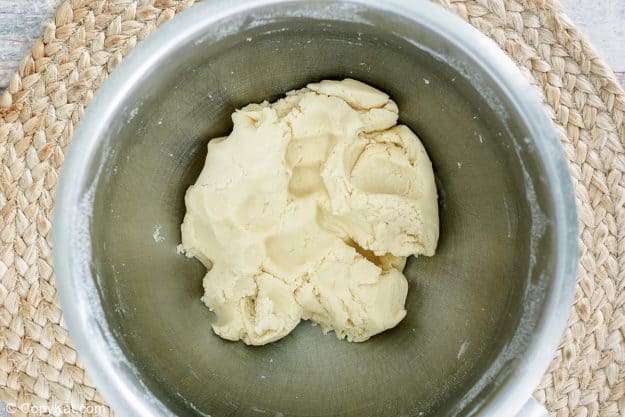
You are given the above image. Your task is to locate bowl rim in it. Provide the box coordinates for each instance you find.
[53,1,579,416]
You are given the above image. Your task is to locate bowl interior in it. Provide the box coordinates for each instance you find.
[83,3,557,417]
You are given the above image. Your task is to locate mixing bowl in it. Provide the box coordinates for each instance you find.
[53,1,578,416]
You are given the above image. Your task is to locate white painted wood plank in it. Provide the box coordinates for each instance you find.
[0,0,622,88]
[0,0,60,86]
[561,0,625,73]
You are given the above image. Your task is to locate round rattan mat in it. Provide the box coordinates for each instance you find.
[0,0,623,416]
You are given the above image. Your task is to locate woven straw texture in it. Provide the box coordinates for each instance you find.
[0,0,623,416]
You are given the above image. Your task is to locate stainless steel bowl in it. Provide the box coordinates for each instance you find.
[53,1,578,416]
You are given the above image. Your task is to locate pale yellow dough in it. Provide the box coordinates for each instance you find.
[181,79,439,345]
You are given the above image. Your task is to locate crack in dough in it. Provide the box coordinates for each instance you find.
[181,79,439,345]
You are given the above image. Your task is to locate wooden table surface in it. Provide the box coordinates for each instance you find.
[0,0,623,88]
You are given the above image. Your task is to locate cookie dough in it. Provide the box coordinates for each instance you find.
[181,79,439,345]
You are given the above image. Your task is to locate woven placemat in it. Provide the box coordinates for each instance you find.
[0,0,623,416]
